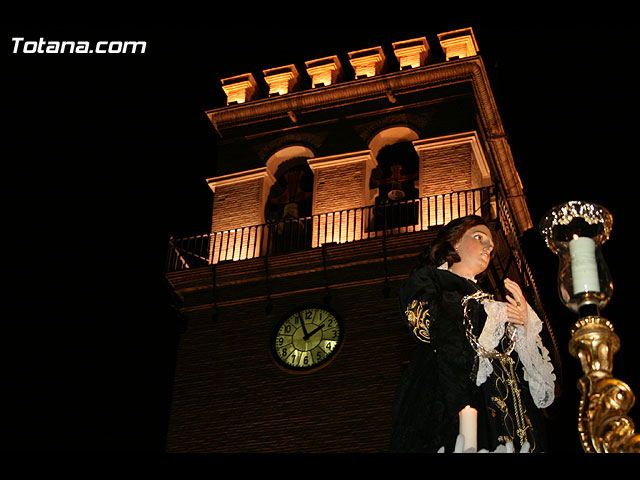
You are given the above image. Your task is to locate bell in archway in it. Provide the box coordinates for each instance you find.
[387,181,406,201]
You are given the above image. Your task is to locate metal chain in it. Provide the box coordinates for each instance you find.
[461,290,517,360]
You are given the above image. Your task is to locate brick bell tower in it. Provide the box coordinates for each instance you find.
[164,28,560,452]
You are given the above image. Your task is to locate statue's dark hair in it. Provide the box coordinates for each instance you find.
[417,215,492,269]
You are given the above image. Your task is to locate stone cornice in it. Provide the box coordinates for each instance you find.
[206,57,499,135]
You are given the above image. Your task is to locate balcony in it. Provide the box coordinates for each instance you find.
[166,186,499,272]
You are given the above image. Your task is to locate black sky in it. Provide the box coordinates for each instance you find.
[4,22,638,453]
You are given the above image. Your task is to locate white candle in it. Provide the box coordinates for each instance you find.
[458,405,477,451]
[569,235,600,294]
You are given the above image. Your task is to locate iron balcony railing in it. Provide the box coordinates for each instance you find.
[166,186,497,272]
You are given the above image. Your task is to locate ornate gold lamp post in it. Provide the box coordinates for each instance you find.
[540,201,639,453]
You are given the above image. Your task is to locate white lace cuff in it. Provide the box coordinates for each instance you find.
[476,300,556,408]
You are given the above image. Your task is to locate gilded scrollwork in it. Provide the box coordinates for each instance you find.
[405,299,432,343]
[569,316,640,453]
[576,376,640,453]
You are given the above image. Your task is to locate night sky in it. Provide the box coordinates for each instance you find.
[4,21,638,453]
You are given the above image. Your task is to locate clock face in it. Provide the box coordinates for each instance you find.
[271,305,344,373]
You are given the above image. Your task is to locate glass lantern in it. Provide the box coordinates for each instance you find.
[539,201,614,316]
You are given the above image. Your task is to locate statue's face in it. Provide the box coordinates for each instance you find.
[452,224,494,277]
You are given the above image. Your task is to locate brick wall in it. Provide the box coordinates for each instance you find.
[166,233,434,452]
[418,142,473,197]
[309,152,376,215]
[209,170,274,233]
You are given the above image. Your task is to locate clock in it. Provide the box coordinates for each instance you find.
[271,305,344,373]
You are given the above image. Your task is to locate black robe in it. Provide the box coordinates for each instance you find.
[390,266,549,453]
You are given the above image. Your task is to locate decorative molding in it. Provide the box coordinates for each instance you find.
[348,46,387,79]
[206,57,500,138]
[206,167,275,192]
[437,27,479,61]
[304,55,343,88]
[392,37,431,70]
[220,73,260,105]
[263,64,301,97]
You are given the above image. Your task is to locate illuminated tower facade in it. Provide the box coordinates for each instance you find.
[164,28,559,452]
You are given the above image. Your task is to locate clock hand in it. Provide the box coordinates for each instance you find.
[304,323,325,340]
[297,312,309,337]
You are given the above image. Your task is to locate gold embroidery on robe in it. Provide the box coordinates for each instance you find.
[491,356,536,452]
[405,300,431,343]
